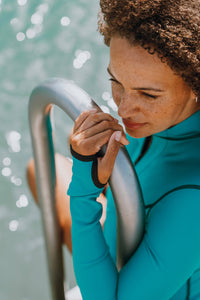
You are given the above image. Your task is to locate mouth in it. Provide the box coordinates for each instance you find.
[122,119,147,130]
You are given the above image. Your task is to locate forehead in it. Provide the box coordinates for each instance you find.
[109,36,178,88]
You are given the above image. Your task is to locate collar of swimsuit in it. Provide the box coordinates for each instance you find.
[155,110,200,140]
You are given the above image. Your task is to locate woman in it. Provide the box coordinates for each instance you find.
[27,0,200,299]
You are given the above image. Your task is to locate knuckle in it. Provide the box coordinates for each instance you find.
[102,120,110,128]
[70,133,97,156]
[76,110,88,121]
[70,134,80,147]
[107,129,114,136]
[90,114,99,122]
[81,110,89,116]
[84,114,94,124]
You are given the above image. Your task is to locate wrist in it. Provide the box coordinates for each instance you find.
[67,146,106,197]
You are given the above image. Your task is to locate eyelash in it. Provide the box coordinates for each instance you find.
[109,78,158,100]
[142,92,158,100]
[109,78,118,83]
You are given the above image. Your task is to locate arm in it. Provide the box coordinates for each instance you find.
[68,153,118,300]
[68,109,129,299]
[68,110,200,299]
[68,161,200,300]
[117,188,200,299]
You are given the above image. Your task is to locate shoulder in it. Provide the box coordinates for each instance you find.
[147,185,200,210]
[147,187,200,242]
[145,187,200,264]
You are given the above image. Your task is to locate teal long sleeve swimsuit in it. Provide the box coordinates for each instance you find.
[68,110,200,300]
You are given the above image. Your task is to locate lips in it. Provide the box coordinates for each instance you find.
[122,119,147,130]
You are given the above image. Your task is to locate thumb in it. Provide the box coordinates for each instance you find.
[98,131,122,184]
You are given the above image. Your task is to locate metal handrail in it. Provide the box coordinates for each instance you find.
[28,78,145,300]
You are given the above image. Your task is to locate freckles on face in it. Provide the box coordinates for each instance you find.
[108,36,196,138]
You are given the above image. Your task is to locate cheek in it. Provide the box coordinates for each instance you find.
[111,84,123,107]
[149,99,179,127]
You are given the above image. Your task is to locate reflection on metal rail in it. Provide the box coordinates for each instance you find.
[28,78,145,300]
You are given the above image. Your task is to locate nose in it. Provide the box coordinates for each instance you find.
[117,92,140,118]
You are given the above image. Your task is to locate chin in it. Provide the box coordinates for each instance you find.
[125,127,152,139]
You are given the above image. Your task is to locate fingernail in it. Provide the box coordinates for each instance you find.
[121,136,130,145]
[115,131,122,142]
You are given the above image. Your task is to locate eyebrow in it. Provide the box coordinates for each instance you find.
[107,67,164,92]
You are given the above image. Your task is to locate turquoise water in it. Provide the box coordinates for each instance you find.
[0,1,115,299]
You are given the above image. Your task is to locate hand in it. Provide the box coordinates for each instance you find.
[70,109,129,184]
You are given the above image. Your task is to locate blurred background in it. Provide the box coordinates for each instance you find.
[0,0,116,299]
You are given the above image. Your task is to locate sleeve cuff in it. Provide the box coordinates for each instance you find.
[70,145,103,162]
[67,146,106,197]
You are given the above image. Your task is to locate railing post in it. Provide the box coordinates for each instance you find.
[29,78,145,299]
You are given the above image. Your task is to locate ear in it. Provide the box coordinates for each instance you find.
[189,90,197,102]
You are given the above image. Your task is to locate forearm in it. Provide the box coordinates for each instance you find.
[67,152,118,299]
[68,157,200,300]
[67,110,129,299]
[70,194,118,300]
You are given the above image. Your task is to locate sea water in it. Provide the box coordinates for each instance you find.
[0,1,117,299]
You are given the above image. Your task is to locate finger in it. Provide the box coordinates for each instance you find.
[76,113,128,144]
[81,120,129,146]
[71,119,129,155]
[71,128,115,155]
[72,119,129,156]
[79,120,123,139]
[73,109,98,132]
[98,131,122,184]
[77,112,118,133]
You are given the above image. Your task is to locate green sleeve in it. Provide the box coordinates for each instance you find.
[68,157,200,299]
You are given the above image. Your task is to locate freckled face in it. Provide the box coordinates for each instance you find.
[109,36,198,138]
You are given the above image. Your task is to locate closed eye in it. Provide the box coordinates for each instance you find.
[142,92,158,99]
[109,77,119,84]
[109,74,159,99]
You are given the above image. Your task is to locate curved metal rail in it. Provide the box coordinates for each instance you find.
[28,78,145,300]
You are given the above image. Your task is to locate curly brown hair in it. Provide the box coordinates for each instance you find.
[98,0,200,98]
